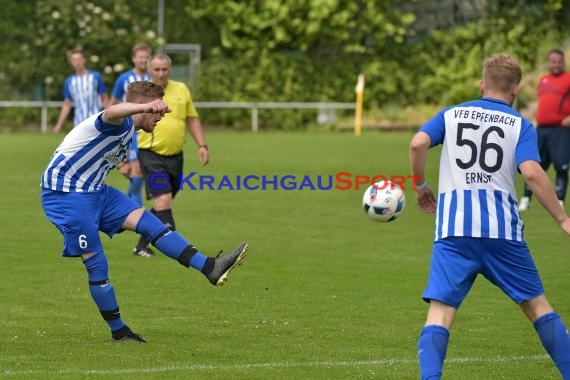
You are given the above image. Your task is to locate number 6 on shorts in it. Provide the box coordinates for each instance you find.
[79,234,88,249]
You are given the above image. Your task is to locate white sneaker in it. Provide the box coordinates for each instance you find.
[518,196,530,211]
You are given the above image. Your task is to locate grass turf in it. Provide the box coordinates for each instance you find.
[0,131,568,379]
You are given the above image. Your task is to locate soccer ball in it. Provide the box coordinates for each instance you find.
[362,181,406,222]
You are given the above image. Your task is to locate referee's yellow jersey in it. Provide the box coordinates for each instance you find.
[138,79,198,156]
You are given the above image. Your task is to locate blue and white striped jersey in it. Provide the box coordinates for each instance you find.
[420,97,541,242]
[63,71,107,126]
[41,112,134,192]
[112,69,151,102]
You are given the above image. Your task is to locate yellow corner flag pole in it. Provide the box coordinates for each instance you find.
[354,74,365,136]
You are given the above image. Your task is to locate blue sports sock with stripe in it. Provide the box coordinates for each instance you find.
[135,210,211,272]
[83,251,125,332]
[534,312,570,378]
[418,325,449,380]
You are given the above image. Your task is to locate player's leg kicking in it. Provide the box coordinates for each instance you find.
[122,207,248,286]
[43,185,247,342]
[99,186,247,341]
[98,186,248,289]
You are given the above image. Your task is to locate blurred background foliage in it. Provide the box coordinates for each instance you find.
[1,0,569,129]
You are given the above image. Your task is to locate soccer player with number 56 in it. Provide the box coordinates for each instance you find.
[410,53,570,379]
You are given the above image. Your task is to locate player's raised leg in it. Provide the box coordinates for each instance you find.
[123,207,247,286]
[521,296,570,378]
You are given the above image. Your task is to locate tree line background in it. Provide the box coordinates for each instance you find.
[1,0,569,129]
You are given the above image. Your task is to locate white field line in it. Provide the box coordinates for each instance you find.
[1,354,550,377]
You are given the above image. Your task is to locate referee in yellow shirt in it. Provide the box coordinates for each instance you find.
[134,53,209,256]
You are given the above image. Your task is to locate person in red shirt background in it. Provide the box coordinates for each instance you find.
[519,49,570,211]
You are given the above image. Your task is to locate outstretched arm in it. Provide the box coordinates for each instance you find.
[519,160,570,235]
[410,131,437,213]
[102,100,170,125]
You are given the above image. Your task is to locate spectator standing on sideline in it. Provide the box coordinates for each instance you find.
[111,43,152,229]
[53,49,109,133]
[133,53,209,256]
[410,53,570,379]
[519,49,570,211]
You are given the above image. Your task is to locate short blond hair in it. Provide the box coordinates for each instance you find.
[126,81,164,102]
[68,48,85,59]
[132,43,152,57]
[482,53,522,93]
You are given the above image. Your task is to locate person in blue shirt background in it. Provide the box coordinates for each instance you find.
[53,48,109,133]
[111,43,153,246]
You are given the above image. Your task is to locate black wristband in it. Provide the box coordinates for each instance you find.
[199,144,208,151]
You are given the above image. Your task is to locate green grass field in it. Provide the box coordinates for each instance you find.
[1,131,569,379]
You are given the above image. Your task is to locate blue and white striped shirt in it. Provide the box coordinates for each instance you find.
[63,71,107,126]
[112,69,151,102]
[41,112,134,192]
[420,98,540,242]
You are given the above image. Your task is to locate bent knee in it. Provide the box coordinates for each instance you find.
[121,207,146,231]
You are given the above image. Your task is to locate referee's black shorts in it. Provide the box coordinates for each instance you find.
[536,126,570,171]
[138,149,184,199]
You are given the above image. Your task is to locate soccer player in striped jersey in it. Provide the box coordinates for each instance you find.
[53,49,109,133]
[410,53,570,379]
[110,43,152,242]
[110,44,152,105]
[41,81,248,342]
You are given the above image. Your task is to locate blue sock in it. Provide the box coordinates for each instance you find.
[135,210,211,272]
[534,312,570,378]
[418,325,449,380]
[128,177,143,206]
[83,251,125,332]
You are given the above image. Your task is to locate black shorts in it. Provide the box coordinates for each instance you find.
[138,149,183,199]
[537,127,570,171]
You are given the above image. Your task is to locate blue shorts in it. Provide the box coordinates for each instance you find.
[41,185,140,257]
[127,131,138,163]
[422,237,544,309]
